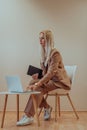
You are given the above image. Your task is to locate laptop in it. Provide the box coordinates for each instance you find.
[5,76,31,93]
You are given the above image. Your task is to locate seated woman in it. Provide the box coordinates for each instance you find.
[17,30,71,126]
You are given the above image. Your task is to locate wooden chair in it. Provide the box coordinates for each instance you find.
[39,65,79,121]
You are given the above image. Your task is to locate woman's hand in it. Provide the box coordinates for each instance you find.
[26,84,38,91]
[32,73,38,79]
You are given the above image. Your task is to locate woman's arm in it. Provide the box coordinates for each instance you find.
[40,62,46,76]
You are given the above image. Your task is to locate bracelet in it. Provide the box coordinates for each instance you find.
[35,83,38,87]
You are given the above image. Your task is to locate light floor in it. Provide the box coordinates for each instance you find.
[0,111,87,130]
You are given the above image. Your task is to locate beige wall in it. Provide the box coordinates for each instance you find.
[0,0,87,111]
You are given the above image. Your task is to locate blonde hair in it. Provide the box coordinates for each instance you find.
[40,30,54,66]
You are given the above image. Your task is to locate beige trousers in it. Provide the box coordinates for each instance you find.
[24,79,66,117]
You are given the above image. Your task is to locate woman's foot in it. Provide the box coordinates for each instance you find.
[16,115,34,126]
[44,106,52,120]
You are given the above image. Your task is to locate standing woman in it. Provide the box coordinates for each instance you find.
[17,30,71,126]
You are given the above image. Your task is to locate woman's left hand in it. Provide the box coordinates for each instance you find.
[26,84,38,91]
[32,73,38,79]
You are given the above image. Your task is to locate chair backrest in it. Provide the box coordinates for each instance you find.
[65,65,77,85]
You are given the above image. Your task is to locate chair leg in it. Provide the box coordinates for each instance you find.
[1,94,8,128]
[38,94,48,116]
[58,96,61,117]
[17,94,19,121]
[55,94,58,121]
[67,93,79,119]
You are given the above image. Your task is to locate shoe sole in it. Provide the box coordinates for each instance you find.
[16,120,33,126]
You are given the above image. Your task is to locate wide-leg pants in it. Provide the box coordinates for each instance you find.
[24,79,67,117]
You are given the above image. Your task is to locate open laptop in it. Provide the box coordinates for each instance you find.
[5,76,31,93]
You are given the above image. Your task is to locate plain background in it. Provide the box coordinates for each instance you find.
[0,0,87,111]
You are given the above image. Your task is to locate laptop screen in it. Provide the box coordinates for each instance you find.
[6,76,23,92]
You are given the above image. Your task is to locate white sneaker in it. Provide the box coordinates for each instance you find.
[44,107,52,120]
[16,115,34,126]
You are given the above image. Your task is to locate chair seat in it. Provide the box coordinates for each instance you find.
[48,89,70,95]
